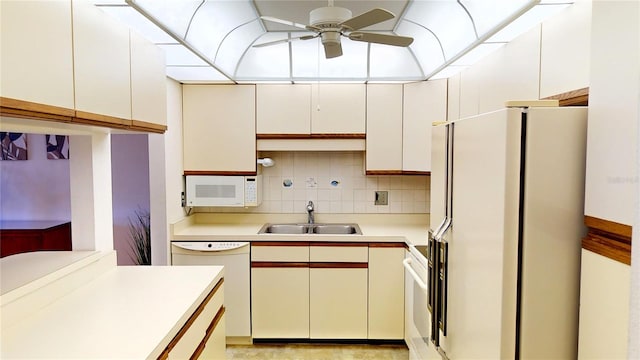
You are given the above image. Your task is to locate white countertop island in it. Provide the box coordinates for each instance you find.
[1,251,224,359]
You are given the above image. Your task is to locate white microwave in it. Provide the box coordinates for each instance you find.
[185,175,262,207]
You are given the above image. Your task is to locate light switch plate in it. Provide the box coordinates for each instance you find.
[375,191,388,205]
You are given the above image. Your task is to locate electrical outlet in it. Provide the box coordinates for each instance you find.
[375,191,388,205]
[181,191,186,207]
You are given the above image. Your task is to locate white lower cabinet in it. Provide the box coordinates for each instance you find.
[251,266,310,338]
[200,313,226,359]
[369,246,405,339]
[163,279,225,360]
[310,267,368,339]
[250,242,404,341]
[251,243,310,339]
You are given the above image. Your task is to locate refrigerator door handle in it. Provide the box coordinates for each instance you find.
[431,217,448,241]
[434,217,452,242]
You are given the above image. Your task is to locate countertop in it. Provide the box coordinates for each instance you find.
[0,220,70,230]
[1,251,224,359]
[171,213,430,247]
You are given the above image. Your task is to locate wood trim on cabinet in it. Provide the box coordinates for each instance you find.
[310,242,369,247]
[309,262,368,269]
[159,278,224,358]
[183,170,258,176]
[582,215,632,265]
[401,170,432,176]
[542,87,589,106]
[0,96,76,118]
[252,262,310,268]
[130,119,168,134]
[0,96,167,133]
[367,170,431,176]
[257,133,366,140]
[251,241,310,247]
[365,170,404,176]
[368,242,406,248]
[74,110,131,128]
[191,306,226,360]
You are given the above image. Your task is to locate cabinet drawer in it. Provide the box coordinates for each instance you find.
[251,243,309,262]
[162,279,224,360]
[310,245,368,263]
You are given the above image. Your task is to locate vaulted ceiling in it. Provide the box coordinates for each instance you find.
[94,0,574,83]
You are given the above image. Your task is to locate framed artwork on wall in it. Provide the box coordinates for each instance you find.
[0,132,28,160]
[46,135,69,160]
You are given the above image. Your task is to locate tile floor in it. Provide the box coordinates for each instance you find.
[226,343,409,360]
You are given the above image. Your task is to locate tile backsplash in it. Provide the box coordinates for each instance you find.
[198,152,430,214]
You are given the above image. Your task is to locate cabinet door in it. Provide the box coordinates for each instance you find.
[251,267,310,338]
[183,85,256,173]
[72,0,131,121]
[368,246,405,339]
[403,80,447,173]
[256,84,311,134]
[311,84,366,134]
[0,0,74,110]
[200,313,226,360]
[130,30,167,127]
[366,84,403,172]
[310,267,368,339]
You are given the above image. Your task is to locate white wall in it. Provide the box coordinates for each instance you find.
[0,134,71,221]
[164,78,185,222]
[584,0,639,225]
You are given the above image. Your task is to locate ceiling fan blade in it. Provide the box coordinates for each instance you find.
[323,42,343,59]
[339,8,395,31]
[260,16,308,30]
[348,32,414,47]
[253,34,318,48]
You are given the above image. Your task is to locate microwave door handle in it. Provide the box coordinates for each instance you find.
[403,258,427,290]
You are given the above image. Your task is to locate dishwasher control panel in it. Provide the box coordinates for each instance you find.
[172,241,249,252]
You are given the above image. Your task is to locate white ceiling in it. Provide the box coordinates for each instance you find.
[94,0,574,84]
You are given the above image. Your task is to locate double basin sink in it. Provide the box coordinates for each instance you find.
[258,223,362,235]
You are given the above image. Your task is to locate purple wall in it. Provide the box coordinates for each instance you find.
[0,134,71,221]
[111,134,150,265]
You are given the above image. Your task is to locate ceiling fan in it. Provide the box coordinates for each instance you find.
[253,0,414,59]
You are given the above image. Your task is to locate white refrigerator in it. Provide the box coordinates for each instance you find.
[428,103,587,359]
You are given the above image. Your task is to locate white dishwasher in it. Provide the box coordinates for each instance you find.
[171,241,251,343]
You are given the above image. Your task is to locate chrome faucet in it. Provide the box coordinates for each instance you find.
[306,201,315,224]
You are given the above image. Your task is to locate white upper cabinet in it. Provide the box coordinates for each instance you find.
[256,84,365,135]
[403,79,447,173]
[130,30,167,127]
[366,84,403,172]
[256,84,311,135]
[0,0,75,110]
[539,1,591,99]
[72,0,131,121]
[182,85,256,173]
[311,84,366,134]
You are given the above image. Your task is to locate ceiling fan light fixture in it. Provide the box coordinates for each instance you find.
[309,6,352,27]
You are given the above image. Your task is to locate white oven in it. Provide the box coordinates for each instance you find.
[404,244,440,360]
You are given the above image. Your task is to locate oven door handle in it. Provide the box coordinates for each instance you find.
[403,258,428,290]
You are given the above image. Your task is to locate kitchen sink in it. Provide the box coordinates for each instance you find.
[258,223,362,235]
[259,224,310,234]
[312,224,361,234]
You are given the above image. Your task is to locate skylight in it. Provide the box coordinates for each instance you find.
[93,0,575,83]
